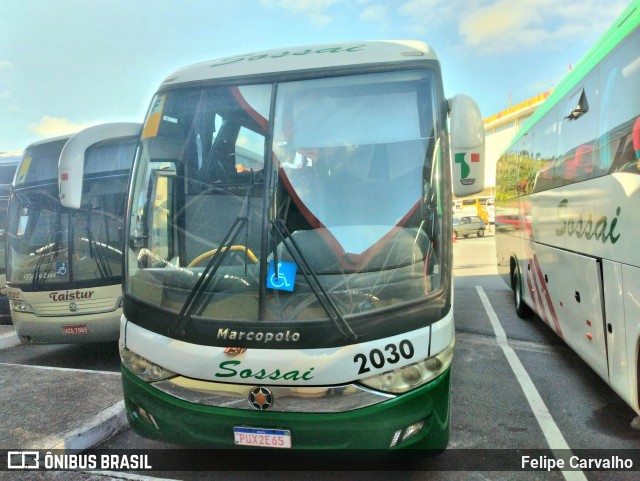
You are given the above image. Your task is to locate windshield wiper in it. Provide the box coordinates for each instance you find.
[85,206,113,279]
[271,219,357,341]
[169,215,248,337]
[85,230,113,278]
[32,210,63,288]
[170,171,258,337]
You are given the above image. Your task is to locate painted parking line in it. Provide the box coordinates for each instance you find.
[476,286,587,481]
[0,362,121,375]
[89,473,180,481]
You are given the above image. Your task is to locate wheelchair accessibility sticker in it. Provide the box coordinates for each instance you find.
[56,261,68,277]
[267,261,297,292]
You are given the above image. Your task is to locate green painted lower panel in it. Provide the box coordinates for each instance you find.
[121,366,451,450]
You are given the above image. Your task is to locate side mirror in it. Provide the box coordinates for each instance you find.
[449,94,485,197]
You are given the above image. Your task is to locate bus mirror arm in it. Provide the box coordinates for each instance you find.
[422,180,435,212]
[421,181,436,237]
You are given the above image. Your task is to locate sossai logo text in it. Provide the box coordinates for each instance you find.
[209,45,367,68]
[215,360,315,382]
[556,199,621,244]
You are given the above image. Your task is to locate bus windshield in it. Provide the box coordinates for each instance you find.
[8,138,135,289]
[127,69,444,328]
[0,155,20,277]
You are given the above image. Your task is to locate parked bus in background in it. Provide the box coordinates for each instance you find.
[495,1,640,415]
[7,123,140,343]
[459,196,491,224]
[119,40,485,450]
[0,151,22,324]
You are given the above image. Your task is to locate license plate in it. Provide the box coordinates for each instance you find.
[63,325,88,335]
[233,427,291,449]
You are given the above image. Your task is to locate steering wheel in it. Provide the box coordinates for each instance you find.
[188,245,258,267]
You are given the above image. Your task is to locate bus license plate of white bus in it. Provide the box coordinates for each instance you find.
[233,427,291,448]
[63,325,88,335]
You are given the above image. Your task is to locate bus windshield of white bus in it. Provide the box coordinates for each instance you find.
[127,69,446,332]
[0,154,20,279]
[8,138,136,288]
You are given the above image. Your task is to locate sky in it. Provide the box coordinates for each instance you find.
[0,0,632,153]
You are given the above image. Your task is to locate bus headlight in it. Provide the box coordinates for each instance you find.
[119,342,176,382]
[11,299,34,314]
[360,340,454,394]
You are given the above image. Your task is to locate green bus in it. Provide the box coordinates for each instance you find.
[119,40,485,449]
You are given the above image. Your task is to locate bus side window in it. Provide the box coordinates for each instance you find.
[611,117,640,174]
[564,144,594,180]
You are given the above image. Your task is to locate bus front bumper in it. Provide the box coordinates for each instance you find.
[13,310,121,344]
[121,365,451,450]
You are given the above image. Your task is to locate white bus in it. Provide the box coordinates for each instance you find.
[0,151,22,324]
[119,40,485,450]
[496,1,640,414]
[7,123,140,343]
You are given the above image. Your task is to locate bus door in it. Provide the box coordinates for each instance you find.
[532,244,608,383]
[602,260,639,411]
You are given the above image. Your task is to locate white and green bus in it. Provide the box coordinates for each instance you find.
[7,123,139,343]
[120,40,485,449]
[496,1,640,414]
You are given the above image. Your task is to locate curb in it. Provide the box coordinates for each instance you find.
[0,330,21,350]
[28,400,128,450]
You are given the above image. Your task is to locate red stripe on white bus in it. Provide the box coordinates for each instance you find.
[521,202,563,339]
[530,253,563,339]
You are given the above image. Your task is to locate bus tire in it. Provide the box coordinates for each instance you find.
[513,267,533,319]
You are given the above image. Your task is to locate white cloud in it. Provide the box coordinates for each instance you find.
[397,0,629,54]
[399,0,467,35]
[0,60,13,70]
[259,0,342,26]
[359,4,388,23]
[27,116,99,137]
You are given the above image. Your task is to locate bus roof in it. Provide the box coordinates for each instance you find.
[160,40,438,88]
[23,134,73,150]
[509,0,639,146]
[0,151,23,165]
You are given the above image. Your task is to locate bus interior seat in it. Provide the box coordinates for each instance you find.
[274,226,429,276]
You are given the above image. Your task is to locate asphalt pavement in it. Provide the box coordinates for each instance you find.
[0,229,510,481]
[0,228,493,456]
[0,325,127,453]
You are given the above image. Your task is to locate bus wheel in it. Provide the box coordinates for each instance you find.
[513,268,533,319]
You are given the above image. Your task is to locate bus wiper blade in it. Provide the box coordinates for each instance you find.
[32,247,50,288]
[85,230,113,279]
[32,216,61,288]
[271,219,357,342]
[85,206,113,279]
[170,216,248,337]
